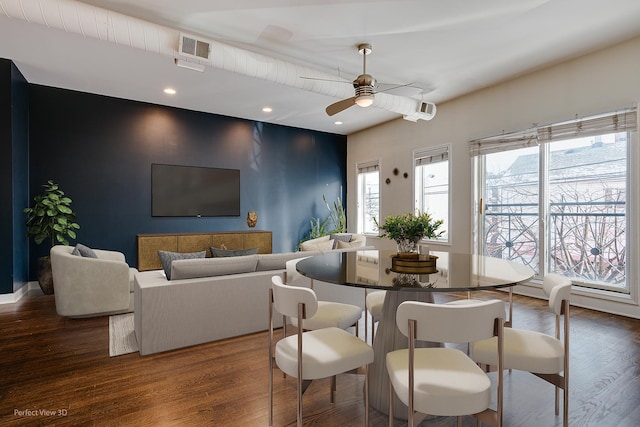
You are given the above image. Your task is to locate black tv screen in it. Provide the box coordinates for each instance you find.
[151,164,240,217]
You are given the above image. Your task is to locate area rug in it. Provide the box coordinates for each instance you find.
[109,312,139,357]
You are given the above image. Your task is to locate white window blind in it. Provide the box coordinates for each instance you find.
[469,109,637,156]
[414,146,449,166]
[468,130,538,157]
[357,160,380,173]
[537,110,637,143]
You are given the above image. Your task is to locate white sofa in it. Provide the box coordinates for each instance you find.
[134,246,369,355]
[50,245,136,318]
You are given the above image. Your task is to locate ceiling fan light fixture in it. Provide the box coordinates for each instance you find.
[355,94,374,107]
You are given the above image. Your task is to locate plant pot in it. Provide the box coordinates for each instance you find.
[37,256,54,295]
[396,238,419,254]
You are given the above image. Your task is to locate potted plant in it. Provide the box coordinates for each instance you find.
[375,210,444,255]
[299,195,346,247]
[24,180,80,294]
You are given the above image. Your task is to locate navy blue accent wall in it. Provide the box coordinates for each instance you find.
[0,59,29,294]
[27,85,346,277]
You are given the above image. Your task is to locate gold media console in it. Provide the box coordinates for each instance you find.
[136,230,272,271]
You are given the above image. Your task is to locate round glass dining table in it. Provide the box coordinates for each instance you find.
[296,249,535,418]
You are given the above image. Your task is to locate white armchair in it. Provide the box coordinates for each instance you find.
[50,245,136,318]
[299,233,367,251]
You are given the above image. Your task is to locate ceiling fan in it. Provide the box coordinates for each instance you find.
[322,43,379,116]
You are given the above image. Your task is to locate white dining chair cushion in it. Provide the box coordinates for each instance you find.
[366,291,386,321]
[290,301,362,330]
[275,327,374,380]
[472,327,565,374]
[386,347,492,416]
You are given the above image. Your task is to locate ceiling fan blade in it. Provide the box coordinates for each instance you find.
[375,82,416,94]
[300,76,350,84]
[326,97,356,116]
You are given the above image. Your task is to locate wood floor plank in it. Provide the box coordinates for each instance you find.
[0,290,638,426]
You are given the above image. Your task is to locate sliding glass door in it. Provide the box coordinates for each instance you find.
[474,111,635,293]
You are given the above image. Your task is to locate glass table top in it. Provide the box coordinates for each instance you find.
[296,250,535,292]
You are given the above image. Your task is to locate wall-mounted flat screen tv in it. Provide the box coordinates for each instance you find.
[151,163,240,217]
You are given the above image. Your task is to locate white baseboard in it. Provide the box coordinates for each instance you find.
[0,281,40,304]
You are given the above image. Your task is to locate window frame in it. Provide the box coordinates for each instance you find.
[471,109,639,305]
[356,158,381,235]
[413,144,451,244]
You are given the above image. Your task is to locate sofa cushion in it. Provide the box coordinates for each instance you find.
[158,250,206,280]
[210,247,259,257]
[336,239,364,249]
[171,255,259,280]
[256,252,316,271]
[72,243,97,258]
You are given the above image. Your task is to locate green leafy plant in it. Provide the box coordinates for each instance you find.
[24,180,80,247]
[375,210,444,251]
[299,195,347,246]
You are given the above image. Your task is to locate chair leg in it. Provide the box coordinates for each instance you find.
[282,315,287,379]
[563,377,569,427]
[268,289,275,427]
[364,365,369,427]
[371,320,376,344]
[330,375,337,403]
[297,373,303,427]
[388,380,394,427]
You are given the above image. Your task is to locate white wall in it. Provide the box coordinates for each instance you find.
[348,35,640,318]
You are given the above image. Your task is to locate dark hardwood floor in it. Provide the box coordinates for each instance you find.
[0,289,638,426]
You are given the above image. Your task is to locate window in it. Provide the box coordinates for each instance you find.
[356,160,380,234]
[414,146,450,241]
[471,110,637,293]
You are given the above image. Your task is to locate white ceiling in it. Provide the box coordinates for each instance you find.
[2,0,640,135]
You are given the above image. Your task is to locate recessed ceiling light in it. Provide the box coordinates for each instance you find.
[262,106,273,113]
[334,121,343,125]
[164,88,176,95]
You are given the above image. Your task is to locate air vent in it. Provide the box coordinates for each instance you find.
[419,101,435,115]
[179,33,211,60]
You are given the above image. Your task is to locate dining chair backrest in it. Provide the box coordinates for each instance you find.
[543,274,572,316]
[396,300,505,344]
[271,275,318,320]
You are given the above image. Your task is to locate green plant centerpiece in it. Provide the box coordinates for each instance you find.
[24,180,80,294]
[376,210,444,254]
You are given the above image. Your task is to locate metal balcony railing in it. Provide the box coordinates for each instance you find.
[483,201,626,290]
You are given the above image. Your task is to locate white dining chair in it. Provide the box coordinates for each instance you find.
[471,273,572,426]
[387,299,505,427]
[283,258,362,334]
[268,276,374,427]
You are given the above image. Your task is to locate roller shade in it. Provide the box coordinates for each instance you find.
[415,146,449,166]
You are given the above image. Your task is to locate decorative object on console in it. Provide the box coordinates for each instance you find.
[157,250,206,280]
[24,180,81,295]
[247,211,258,227]
[375,210,444,254]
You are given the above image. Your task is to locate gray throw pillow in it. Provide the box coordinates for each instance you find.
[210,247,259,257]
[71,243,98,258]
[330,234,352,242]
[158,250,206,280]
